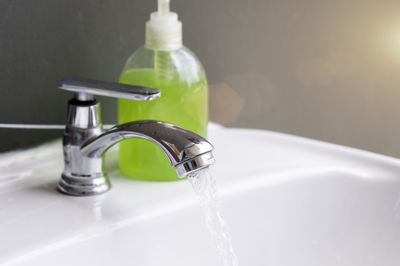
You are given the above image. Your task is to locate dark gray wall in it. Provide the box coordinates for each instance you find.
[2,0,400,158]
[0,0,153,150]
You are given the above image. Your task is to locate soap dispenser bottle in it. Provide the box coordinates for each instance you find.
[118,0,209,181]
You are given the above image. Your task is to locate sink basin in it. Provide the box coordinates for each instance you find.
[1,125,400,265]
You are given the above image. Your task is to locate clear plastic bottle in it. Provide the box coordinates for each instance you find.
[118,0,209,181]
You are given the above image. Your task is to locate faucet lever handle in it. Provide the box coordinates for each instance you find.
[58,78,161,101]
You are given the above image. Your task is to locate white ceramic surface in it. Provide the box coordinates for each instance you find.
[1,125,400,266]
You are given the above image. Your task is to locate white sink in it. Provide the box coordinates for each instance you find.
[1,125,400,265]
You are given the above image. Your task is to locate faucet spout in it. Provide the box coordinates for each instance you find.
[59,119,214,196]
[81,120,214,177]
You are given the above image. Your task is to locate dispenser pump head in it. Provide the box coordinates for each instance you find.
[145,0,182,51]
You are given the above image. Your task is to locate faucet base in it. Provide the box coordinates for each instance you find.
[58,173,111,196]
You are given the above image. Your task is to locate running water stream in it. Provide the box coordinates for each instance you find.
[188,169,239,266]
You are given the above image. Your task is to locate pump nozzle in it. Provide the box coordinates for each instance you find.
[145,0,182,51]
[158,0,170,14]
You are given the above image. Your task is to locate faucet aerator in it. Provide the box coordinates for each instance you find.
[175,152,215,178]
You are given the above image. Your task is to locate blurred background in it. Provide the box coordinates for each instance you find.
[1,0,400,157]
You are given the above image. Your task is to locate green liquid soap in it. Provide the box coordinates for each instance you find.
[118,68,208,181]
[118,0,209,181]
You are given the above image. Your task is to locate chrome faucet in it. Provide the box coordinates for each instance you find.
[58,78,214,196]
